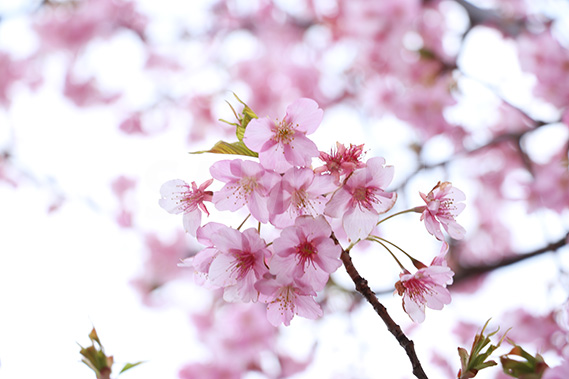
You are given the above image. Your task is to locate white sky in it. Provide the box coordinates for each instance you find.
[1,1,569,379]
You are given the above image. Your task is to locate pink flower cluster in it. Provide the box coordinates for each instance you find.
[159,98,466,325]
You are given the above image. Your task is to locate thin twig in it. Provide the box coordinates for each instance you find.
[334,234,428,379]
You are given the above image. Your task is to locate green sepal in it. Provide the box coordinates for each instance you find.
[119,361,145,375]
[79,328,114,378]
[500,342,549,378]
[190,140,258,157]
[458,319,509,379]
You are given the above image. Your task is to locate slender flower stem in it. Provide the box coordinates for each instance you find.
[374,236,416,264]
[377,208,420,226]
[368,236,406,271]
[330,233,429,379]
[237,213,251,230]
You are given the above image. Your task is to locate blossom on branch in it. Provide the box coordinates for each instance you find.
[268,167,336,228]
[256,273,322,327]
[314,142,366,184]
[159,179,213,236]
[395,242,454,323]
[325,156,397,241]
[243,98,322,173]
[210,159,280,223]
[270,215,342,291]
[418,181,466,241]
[198,224,271,303]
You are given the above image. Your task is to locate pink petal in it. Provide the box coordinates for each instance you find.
[284,98,323,134]
[243,117,276,152]
[182,209,202,236]
[283,133,319,167]
[343,208,379,241]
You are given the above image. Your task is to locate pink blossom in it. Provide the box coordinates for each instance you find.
[325,157,397,241]
[243,98,323,173]
[130,231,190,307]
[159,179,213,236]
[256,273,322,326]
[314,142,366,184]
[63,70,121,107]
[210,159,279,223]
[418,181,466,240]
[543,360,569,379]
[395,243,454,323]
[189,302,278,374]
[179,222,226,287]
[271,216,342,291]
[268,167,337,228]
[202,225,271,302]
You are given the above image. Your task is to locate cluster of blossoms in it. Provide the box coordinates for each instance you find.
[159,98,466,326]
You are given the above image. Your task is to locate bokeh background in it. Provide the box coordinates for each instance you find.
[2,0,569,378]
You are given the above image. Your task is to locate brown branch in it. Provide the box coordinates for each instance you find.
[339,247,428,379]
[373,232,569,295]
[453,232,569,283]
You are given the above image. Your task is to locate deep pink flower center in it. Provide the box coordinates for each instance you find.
[400,276,434,303]
[352,186,379,210]
[296,240,317,268]
[180,184,210,213]
[229,250,256,280]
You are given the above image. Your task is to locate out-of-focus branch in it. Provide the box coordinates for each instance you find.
[374,232,569,295]
[338,245,428,379]
[452,232,569,283]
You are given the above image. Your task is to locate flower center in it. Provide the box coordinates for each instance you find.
[238,176,258,195]
[229,249,256,280]
[274,120,295,144]
[352,186,378,210]
[296,240,317,268]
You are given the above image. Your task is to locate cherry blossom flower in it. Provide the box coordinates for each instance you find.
[255,273,322,327]
[210,159,279,223]
[325,157,397,241]
[159,179,213,236]
[543,359,569,379]
[268,167,337,228]
[179,222,226,287]
[314,142,366,184]
[395,243,454,323]
[243,98,323,173]
[202,225,271,303]
[418,181,466,240]
[271,216,342,291]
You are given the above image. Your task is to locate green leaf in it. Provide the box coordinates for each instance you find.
[119,361,145,375]
[500,343,549,378]
[190,140,258,157]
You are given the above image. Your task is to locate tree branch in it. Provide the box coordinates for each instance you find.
[339,247,428,379]
[373,233,569,295]
[452,232,569,283]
